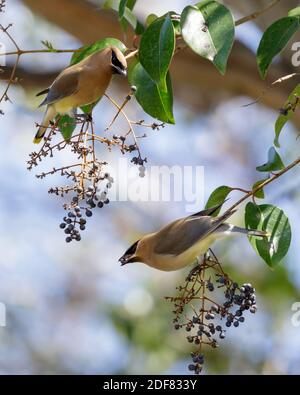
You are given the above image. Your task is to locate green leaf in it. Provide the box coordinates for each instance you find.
[103,0,144,34]
[181,1,235,75]
[172,19,181,36]
[57,114,76,141]
[256,147,285,172]
[257,17,300,79]
[205,185,233,216]
[288,7,300,18]
[139,15,175,87]
[146,13,158,27]
[252,179,268,199]
[119,0,136,18]
[119,0,127,18]
[119,0,127,19]
[128,60,174,124]
[274,84,300,147]
[245,202,291,267]
[70,38,126,66]
[119,0,137,31]
[80,102,97,115]
[41,40,56,52]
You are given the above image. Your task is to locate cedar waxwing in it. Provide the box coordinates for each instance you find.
[119,203,268,271]
[33,46,127,144]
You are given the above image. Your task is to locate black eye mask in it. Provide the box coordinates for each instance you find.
[123,239,140,256]
[111,51,125,71]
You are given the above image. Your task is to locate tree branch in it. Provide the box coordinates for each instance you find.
[224,155,300,215]
[235,0,281,26]
[0,0,297,125]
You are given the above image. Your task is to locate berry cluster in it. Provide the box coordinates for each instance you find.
[27,92,165,242]
[58,177,112,242]
[166,252,257,375]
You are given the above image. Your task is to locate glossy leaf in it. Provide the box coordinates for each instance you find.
[245,202,291,267]
[128,60,174,124]
[181,1,235,74]
[256,147,285,172]
[118,0,137,31]
[146,13,158,27]
[274,84,300,147]
[70,38,126,66]
[205,185,232,216]
[257,17,300,79]
[119,0,136,19]
[103,0,144,34]
[288,7,300,18]
[172,19,181,36]
[57,115,76,141]
[139,15,175,87]
[252,179,268,199]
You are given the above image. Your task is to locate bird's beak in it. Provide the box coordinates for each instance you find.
[119,256,129,266]
[119,254,139,266]
[112,65,127,77]
[120,68,127,77]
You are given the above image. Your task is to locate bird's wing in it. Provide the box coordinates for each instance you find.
[154,210,235,256]
[36,88,50,97]
[189,201,228,218]
[39,68,81,107]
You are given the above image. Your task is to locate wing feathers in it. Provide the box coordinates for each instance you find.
[154,209,236,256]
[39,69,81,107]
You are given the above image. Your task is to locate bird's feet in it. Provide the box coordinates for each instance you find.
[76,113,93,122]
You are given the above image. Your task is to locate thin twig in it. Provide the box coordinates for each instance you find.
[243,73,300,108]
[224,155,300,215]
[235,0,281,26]
[0,48,77,57]
[105,91,133,130]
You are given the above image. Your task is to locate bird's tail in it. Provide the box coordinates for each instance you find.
[230,226,268,237]
[33,105,56,144]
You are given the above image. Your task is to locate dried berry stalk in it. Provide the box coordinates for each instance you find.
[166,251,257,374]
[27,91,164,242]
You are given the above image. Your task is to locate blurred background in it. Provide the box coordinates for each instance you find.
[1,0,300,374]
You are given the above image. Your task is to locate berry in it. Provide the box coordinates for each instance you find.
[85,209,92,217]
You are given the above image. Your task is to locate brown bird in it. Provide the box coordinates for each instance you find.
[33,46,127,144]
[119,203,268,271]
